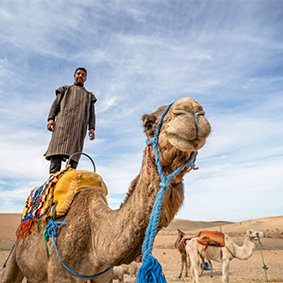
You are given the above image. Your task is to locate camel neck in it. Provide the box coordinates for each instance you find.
[175,233,184,248]
[93,152,185,266]
[233,237,256,260]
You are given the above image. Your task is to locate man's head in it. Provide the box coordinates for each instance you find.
[74,67,87,85]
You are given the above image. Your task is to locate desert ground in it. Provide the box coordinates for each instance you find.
[0,214,282,283]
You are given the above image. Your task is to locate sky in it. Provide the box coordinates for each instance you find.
[0,0,282,222]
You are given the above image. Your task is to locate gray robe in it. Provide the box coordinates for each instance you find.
[44,84,97,163]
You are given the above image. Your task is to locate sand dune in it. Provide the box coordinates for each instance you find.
[0,214,282,282]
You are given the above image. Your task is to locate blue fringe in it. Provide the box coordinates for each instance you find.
[136,254,166,283]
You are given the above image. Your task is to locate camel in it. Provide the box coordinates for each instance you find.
[112,266,125,282]
[175,229,212,279]
[121,261,139,280]
[112,261,138,283]
[1,97,211,283]
[175,229,189,278]
[186,229,265,283]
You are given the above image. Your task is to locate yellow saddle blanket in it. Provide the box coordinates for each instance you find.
[52,168,108,217]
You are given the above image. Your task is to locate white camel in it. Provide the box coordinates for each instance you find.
[174,229,213,278]
[186,229,265,283]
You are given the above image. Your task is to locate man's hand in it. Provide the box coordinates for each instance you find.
[47,120,55,132]
[89,129,95,140]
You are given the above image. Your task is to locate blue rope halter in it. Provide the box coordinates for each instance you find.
[44,218,112,279]
[136,102,197,283]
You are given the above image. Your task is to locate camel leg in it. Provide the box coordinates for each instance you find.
[191,260,200,283]
[178,254,183,278]
[184,254,188,277]
[189,254,200,283]
[1,248,24,283]
[208,259,213,277]
[187,253,191,271]
[178,254,187,278]
[199,255,205,277]
[222,258,230,283]
[199,256,213,278]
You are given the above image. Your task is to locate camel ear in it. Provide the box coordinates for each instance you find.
[142,114,156,137]
[246,230,253,236]
[142,114,150,122]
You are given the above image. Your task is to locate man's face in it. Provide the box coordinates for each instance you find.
[74,69,87,84]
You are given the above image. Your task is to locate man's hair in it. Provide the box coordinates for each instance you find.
[74,67,87,76]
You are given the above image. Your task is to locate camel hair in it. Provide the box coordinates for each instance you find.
[186,229,265,283]
[2,97,211,283]
[174,229,211,279]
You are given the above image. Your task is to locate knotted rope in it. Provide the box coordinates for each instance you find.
[44,218,112,279]
[136,102,197,283]
[44,218,66,258]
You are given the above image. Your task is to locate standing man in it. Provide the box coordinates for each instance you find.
[44,67,96,175]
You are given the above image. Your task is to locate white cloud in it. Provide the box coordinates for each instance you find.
[0,0,282,222]
[179,157,283,222]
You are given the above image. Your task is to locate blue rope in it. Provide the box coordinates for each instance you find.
[136,103,197,283]
[45,218,112,279]
[2,243,15,268]
[258,238,269,282]
[3,223,23,268]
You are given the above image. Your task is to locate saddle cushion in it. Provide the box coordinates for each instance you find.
[52,169,108,217]
[197,230,225,248]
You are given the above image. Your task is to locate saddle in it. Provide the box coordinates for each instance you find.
[52,168,108,217]
[16,166,108,242]
[197,230,225,250]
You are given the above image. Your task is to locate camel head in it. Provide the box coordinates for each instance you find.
[142,97,211,174]
[246,229,265,242]
[177,228,185,239]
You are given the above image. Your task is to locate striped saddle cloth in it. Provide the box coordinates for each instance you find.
[16,166,108,242]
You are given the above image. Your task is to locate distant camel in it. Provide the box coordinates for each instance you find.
[174,229,188,278]
[175,229,211,278]
[113,266,124,282]
[121,261,139,280]
[186,229,265,283]
[112,261,138,282]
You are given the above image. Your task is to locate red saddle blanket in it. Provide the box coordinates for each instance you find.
[183,237,195,246]
[197,231,225,248]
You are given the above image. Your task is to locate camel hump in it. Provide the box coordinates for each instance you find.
[53,169,108,217]
[197,230,225,248]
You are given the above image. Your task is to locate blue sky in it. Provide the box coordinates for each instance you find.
[0,0,282,222]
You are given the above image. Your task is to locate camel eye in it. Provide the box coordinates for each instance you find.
[145,122,152,130]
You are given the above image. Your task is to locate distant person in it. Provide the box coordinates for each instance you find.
[44,67,96,175]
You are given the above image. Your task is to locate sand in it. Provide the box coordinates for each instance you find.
[0,214,282,283]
